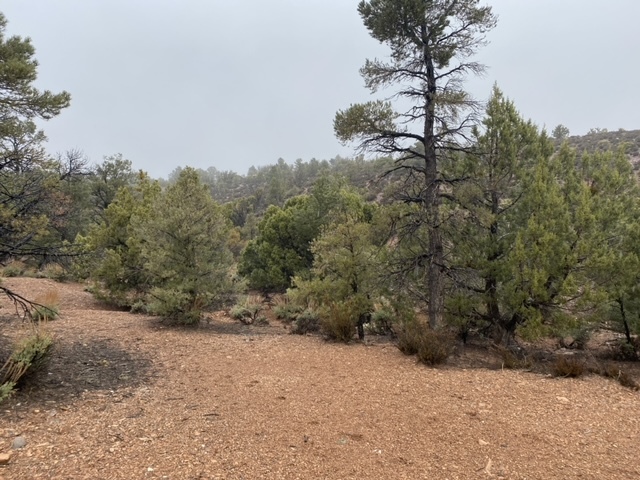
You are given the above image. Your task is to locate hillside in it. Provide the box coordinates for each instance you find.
[560,129,640,166]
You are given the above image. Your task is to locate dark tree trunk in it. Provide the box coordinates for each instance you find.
[618,298,633,345]
[493,314,519,346]
[423,26,444,330]
[357,312,371,340]
[486,191,502,328]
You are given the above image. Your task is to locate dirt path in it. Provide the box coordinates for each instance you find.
[1,278,639,479]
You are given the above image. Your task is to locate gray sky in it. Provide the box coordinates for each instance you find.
[3,1,639,178]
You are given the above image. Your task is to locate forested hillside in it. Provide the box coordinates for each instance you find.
[561,128,640,166]
[172,127,640,213]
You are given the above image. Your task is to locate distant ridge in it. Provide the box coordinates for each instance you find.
[559,129,640,167]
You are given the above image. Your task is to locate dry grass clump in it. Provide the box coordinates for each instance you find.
[1,260,27,278]
[552,355,586,378]
[32,290,61,321]
[38,263,69,282]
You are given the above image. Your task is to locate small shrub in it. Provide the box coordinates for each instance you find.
[230,295,266,325]
[273,303,304,323]
[396,323,453,366]
[558,326,592,350]
[321,302,356,343]
[616,341,638,361]
[552,355,586,378]
[573,327,592,350]
[290,309,320,335]
[0,381,15,403]
[396,322,423,355]
[230,305,249,320]
[40,263,69,282]
[600,363,640,390]
[32,290,60,321]
[2,262,24,278]
[492,344,532,370]
[146,288,209,325]
[368,307,395,336]
[1,331,53,401]
[416,329,454,366]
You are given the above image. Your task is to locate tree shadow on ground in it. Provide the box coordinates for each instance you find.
[13,337,155,405]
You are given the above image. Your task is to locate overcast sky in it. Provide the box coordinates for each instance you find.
[3,1,639,178]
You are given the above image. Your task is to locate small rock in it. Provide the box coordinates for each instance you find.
[484,458,493,475]
[479,439,489,446]
[11,437,26,449]
[556,396,570,403]
[0,452,12,465]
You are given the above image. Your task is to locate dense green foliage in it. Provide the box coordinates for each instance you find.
[238,177,371,292]
[0,11,72,400]
[288,196,384,341]
[76,172,161,306]
[136,168,234,323]
[442,87,640,343]
[79,168,233,323]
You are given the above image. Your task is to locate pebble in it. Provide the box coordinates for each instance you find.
[12,437,27,449]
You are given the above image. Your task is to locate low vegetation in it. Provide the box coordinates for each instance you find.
[396,322,454,366]
[32,290,61,321]
[0,330,53,402]
[230,295,268,325]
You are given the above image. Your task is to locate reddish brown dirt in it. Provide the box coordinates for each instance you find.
[1,278,640,479]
